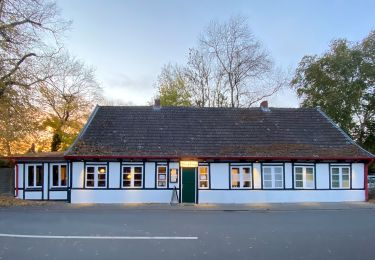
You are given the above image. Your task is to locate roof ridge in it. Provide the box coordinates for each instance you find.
[98,105,309,110]
[316,107,374,157]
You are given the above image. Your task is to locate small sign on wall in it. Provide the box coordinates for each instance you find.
[170,168,178,183]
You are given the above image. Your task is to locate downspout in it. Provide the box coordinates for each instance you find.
[15,163,18,198]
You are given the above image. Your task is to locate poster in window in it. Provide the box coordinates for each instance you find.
[170,168,178,183]
[200,175,207,180]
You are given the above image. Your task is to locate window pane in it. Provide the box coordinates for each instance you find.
[342,180,350,188]
[36,166,43,186]
[87,167,95,173]
[134,181,142,187]
[231,168,239,188]
[275,180,283,188]
[200,181,208,188]
[134,167,142,174]
[232,181,240,188]
[231,168,239,175]
[342,167,349,175]
[87,174,94,180]
[158,181,166,187]
[199,167,208,174]
[332,167,339,174]
[264,180,272,188]
[170,168,178,183]
[123,173,131,185]
[275,167,282,174]
[296,181,303,188]
[98,174,106,180]
[158,166,166,174]
[332,181,340,188]
[98,181,106,187]
[295,173,303,181]
[243,168,251,181]
[263,167,271,174]
[243,181,251,188]
[295,167,303,174]
[306,167,314,187]
[52,165,59,186]
[342,174,349,181]
[61,165,67,186]
[28,166,34,186]
[264,172,272,181]
[199,167,208,184]
[134,174,142,181]
[306,173,314,182]
[275,173,283,181]
[123,167,131,174]
[87,180,94,187]
[98,167,106,174]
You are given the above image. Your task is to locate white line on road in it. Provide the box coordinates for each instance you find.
[0,233,198,240]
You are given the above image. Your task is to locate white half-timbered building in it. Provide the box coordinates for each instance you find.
[12,101,374,204]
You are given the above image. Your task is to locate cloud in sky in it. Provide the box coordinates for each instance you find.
[102,73,155,105]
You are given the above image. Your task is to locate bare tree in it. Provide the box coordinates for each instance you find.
[199,15,278,107]
[0,0,70,98]
[155,15,286,108]
[184,48,212,107]
[38,52,102,151]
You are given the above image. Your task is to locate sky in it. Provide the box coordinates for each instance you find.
[57,0,375,107]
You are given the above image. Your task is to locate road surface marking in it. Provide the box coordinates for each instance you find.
[0,233,198,240]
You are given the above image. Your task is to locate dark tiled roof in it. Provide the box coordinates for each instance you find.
[11,151,65,160]
[66,106,374,159]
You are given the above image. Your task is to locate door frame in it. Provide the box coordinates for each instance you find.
[180,167,197,203]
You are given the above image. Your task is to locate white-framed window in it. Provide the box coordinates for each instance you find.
[85,165,107,188]
[157,165,167,188]
[27,164,43,188]
[294,166,315,189]
[331,166,350,189]
[263,165,283,189]
[231,166,252,189]
[51,164,67,187]
[122,165,143,188]
[198,166,209,189]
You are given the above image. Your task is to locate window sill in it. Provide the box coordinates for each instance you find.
[25,187,42,191]
[50,187,68,191]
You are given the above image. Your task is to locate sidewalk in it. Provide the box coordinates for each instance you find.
[2,197,375,211]
[61,201,375,212]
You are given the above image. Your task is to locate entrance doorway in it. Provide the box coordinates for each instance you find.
[181,167,196,203]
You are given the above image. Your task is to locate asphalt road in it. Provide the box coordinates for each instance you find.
[0,204,374,259]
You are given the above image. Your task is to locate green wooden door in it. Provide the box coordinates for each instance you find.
[182,168,196,203]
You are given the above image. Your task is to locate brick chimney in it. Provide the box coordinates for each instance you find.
[260,100,270,112]
[153,98,161,109]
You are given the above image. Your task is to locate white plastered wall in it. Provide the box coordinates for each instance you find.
[316,163,329,189]
[352,163,365,189]
[72,162,84,188]
[71,190,173,203]
[210,163,229,189]
[109,162,120,188]
[144,162,155,188]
